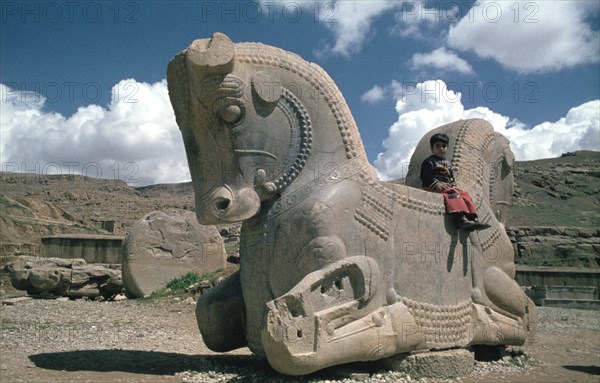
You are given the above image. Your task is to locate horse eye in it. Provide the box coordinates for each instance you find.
[219,104,242,124]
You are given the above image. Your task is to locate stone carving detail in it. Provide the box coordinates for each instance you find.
[401,296,472,345]
[122,209,226,297]
[167,33,537,376]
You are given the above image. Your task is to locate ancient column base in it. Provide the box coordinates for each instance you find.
[378,349,475,379]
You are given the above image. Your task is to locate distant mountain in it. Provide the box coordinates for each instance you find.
[0,174,195,244]
[1,151,598,247]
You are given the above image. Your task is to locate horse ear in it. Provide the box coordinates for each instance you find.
[252,71,282,107]
[186,32,235,77]
[167,52,191,129]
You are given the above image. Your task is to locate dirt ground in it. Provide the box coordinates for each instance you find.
[0,274,598,383]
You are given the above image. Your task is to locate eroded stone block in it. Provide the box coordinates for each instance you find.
[122,209,225,297]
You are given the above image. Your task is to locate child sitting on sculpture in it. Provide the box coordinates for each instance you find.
[420,133,490,231]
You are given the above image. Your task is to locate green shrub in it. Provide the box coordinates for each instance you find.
[145,269,223,299]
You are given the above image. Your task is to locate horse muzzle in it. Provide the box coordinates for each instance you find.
[195,184,261,224]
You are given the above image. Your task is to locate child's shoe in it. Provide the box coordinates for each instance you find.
[456,216,491,231]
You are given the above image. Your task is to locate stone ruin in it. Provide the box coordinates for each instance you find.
[7,257,123,299]
[41,234,123,264]
[122,208,226,297]
[6,234,126,300]
[166,33,537,376]
[6,209,227,300]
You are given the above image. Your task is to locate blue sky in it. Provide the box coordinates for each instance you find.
[1,0,599,185]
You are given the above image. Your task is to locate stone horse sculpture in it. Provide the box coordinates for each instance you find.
[167,33,537,376]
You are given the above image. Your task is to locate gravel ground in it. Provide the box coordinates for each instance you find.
[1,286,598,383]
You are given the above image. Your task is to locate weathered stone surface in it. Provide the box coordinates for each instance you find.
[7,257,123,299]
[526,284,600,310]
[167,33,536,376]
[528,285,597,300]
[515,265,600,300]
[507,226,600,268]
[121,209,226,297]
[378,349,475,379]
[41,235,123,264]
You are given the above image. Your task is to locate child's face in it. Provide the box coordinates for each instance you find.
[431,142,448,157]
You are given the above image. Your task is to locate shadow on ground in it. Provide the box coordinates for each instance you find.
[29,350,374,380]
[29,350,266,376]
[563,365,600,375]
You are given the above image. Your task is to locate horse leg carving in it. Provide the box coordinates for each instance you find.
[262,256,407,375]
[196,270,246,352]
[264,301,422,376]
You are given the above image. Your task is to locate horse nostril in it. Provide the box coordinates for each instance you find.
[215,199,231,211]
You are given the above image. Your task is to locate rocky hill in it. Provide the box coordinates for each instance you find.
[1,151,598,266]
[509,150,599,228]
[0,173,195,244]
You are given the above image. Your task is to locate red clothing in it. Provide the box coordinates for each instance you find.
[431,188,478,214]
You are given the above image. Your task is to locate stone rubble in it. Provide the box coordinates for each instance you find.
[5,257,124,299]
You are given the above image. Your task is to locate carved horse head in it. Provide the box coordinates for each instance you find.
[167,33,376,224]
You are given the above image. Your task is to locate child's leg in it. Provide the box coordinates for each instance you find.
[454,189,478,219]
[456,190,477,213]
[442,189,469,214]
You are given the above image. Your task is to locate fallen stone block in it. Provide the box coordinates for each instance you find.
[122,209,226,297]
[7,258,124,299]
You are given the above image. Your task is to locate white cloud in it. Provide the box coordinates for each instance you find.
[374,79,600,180]
[317,0,401,57]
[391,1,459,40]
[409,47,474,74]
[448,0,600,73]
[360,79,425,105]
[361,85,386,103]
[0,81,190,186]
[261,0,407,57]
[505,100,600,160]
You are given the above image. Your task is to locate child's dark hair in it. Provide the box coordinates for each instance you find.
[430,133,449,147]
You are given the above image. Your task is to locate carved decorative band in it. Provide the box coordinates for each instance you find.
[237,46,362,160]
[272,88,313,193]
[267,158,365,220]
[401,296,472,344]
[354,210,389,240]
